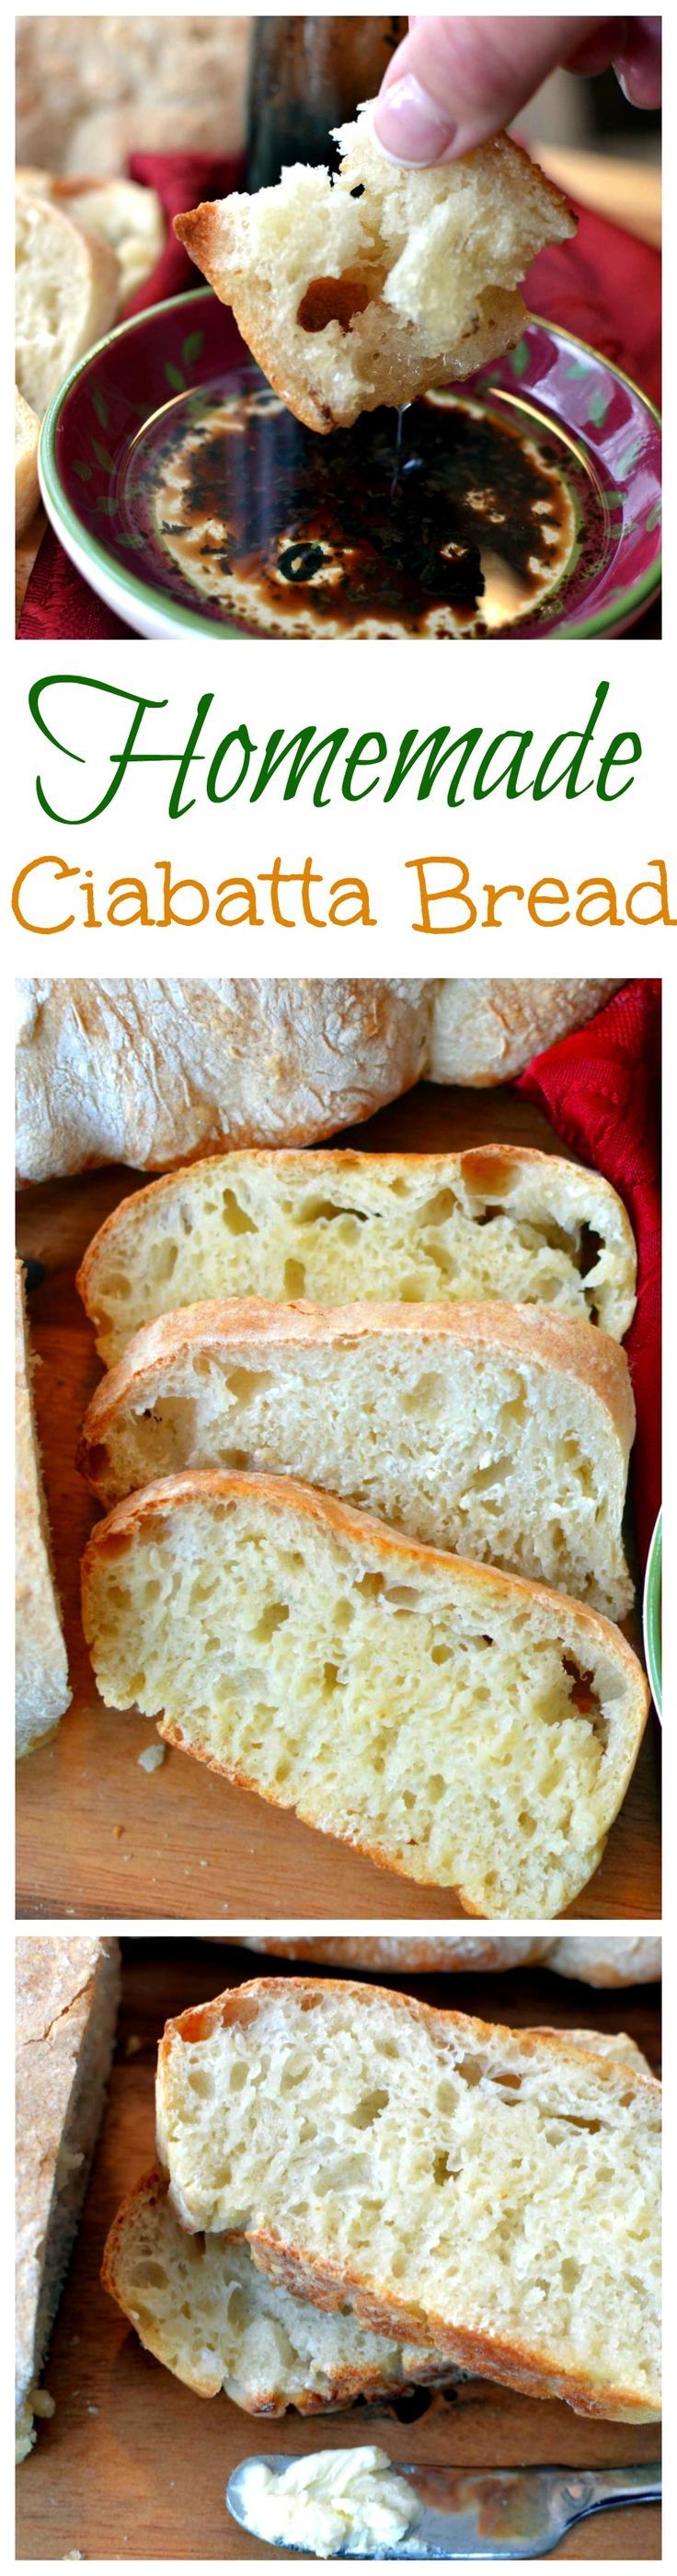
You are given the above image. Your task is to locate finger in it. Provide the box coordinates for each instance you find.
[614,16,661,106]
[374,15,613,163]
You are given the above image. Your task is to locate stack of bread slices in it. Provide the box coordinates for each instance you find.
[104,1972,661,2428]
[78,1135,648,1917]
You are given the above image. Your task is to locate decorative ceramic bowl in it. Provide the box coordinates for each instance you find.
[39,294,662,640]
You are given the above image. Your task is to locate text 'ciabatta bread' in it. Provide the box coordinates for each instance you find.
[155,1978,660,2424]
[78,1145,637,1369]
[82,1473,648,1916]
[102,2168,459,2413]
[175,108,574,433]
[79,1300,635,1619]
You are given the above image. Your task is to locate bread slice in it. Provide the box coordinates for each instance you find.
[156,1977,660,2423]
[15,384,40,534]
[81,1472,648,1915]
[16,191,120,416]
[17,167,165,311]
[16,1936,120,2463]
[106,2018,655,2416]
[16,1260,71,1758]
[103,2168,459,2412]
[78,1300,635,1619]
[242,1935,660,1986]
[77,1145,637,1369]
[175,105,574,433]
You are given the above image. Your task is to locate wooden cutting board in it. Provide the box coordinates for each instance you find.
[16,1939,661,2562]
[16,1081,661,1922]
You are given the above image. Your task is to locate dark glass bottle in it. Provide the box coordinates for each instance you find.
[247,16,406,191]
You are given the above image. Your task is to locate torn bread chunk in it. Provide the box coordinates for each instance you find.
[175,105,575,433]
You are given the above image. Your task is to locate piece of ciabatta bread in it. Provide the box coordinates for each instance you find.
[82,1473,648,1915]
[429,978,622,1087]
[103,2168,459,2412]
[15,977,622,1184]
[16,1937,120,2463]
[107,2016,655,2414]
[175,106,574,433]
[243,1935,661,1986]
[156,1978,660,2423]
[15,385,40,534]
[531,2028,654,2076]
[16,168,165,311]
[16,1260,71,1758]
[79,1300,635,1619]
[78,1145,637,1369]
[547,1935,661,1988]
[16,191,120,417]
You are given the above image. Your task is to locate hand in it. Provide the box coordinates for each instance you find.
[373,15,661,165]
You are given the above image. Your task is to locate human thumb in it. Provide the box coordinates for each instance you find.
[373,15,605,164]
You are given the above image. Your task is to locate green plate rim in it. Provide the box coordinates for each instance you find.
[643,1507,662,1718]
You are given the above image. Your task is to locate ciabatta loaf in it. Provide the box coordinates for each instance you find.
[16,191,120,416]
[15,976,622,1183]
[16,1261,71,1757]
[82,1473,648,1915]
[78,1144,637,1369]
[79,1300,635,1619]
[429,979,622,1087]
[103,2168,457,2412]
[16,977,430,1184]
[16,1936,120,2463]
[156,1978,660,2424]
[245,1935,660,1986]
[547,1935,661,1988]
[175,108,574,433]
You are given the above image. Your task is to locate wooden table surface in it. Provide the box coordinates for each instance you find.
[15,1938,661,2562]
[16,1080,661,1923]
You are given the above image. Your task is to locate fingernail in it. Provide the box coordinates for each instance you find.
[373,75,457,167]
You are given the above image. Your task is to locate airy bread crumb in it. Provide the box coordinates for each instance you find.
[156,1979,661,2421]
[175,104,575,431]
[82,1471,648,1916]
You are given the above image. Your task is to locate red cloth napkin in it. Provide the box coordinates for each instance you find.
[517,978,661,1579]
[527,199,661,412]
[19,158,661,640]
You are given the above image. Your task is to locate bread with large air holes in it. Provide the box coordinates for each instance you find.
[175,107,575,433]
[104,2025,654,2412]
[81,1472,648,1917]
[155,1977,660,2423]
[78,1299,635,1619]
[77,1143,637,1369]
[102,2167,462,2412]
